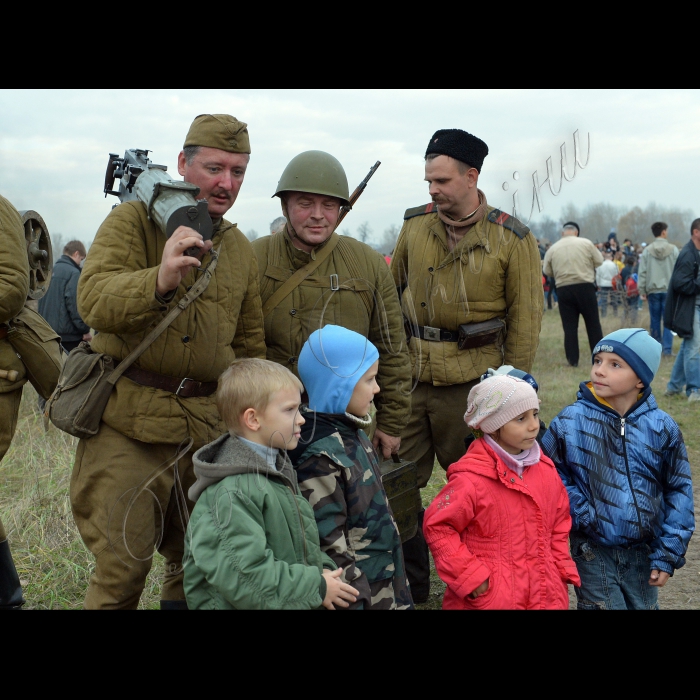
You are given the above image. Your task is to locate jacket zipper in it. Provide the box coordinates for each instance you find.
[619,417,643,536]
[287,483,308,565]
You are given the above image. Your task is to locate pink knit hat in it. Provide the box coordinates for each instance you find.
[464,375,540,434]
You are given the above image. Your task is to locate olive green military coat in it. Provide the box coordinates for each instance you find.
[252,231,411,438]
[390,205,543,386]
[0,195,30,395]
[77,201,266,447]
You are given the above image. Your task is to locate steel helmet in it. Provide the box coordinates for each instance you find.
[273,150,350,205]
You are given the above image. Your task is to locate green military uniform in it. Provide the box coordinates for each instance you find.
[71,116,267,609]
[252,232,410,438]
[391,202,543,486]
[252,150,411,439]
[0,194,30,608]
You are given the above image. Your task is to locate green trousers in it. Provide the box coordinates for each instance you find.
[399,379,478,488]
[0,388,23,542]
[71,422,197,610]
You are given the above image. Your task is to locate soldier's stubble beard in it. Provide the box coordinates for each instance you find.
[280,201,339,251]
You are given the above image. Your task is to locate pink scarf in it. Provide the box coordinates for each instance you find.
[484,434,541,478]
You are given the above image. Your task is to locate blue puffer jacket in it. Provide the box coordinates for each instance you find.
[542,382,694,574]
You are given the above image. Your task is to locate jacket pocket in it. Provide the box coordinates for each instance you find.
[356,550,395,583]
[465,564,499,609]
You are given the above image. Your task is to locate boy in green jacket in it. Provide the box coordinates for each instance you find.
[183,358,359,610]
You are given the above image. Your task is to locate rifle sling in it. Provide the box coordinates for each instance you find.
[106,246,220,387]
[262,233,340,318]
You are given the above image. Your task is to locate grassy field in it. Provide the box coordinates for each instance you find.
[1,303,698,609]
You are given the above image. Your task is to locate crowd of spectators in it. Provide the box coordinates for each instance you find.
[537,228,656,323]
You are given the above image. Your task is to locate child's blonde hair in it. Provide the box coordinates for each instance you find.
[217,358,303,433]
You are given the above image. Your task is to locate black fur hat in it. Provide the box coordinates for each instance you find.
[425,129,489,172]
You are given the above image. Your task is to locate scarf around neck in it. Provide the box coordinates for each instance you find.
[484,434,541,477]
[437,188,487,230]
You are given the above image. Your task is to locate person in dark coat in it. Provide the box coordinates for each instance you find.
[38,240,91,353]
[664,219,700,401]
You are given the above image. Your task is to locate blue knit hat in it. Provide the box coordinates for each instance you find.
[592,328,662,387]
[298,325,379,414]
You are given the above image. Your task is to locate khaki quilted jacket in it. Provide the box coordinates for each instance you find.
[0,195,30,394]
[252,230,411,438]
[77,201,266,447]
[390,204,542,386]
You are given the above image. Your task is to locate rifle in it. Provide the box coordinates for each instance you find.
[336,161,381,229]
[103,149,213,250]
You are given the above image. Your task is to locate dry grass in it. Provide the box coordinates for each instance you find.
[1,303,697,609]
[1,400,164,609]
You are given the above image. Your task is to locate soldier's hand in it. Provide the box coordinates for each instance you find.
[82,332,93,342]
[469,577,489,599]
[648,569,670,587]
[156,225,214,296]
[372,429,401,460]
[322,568,359,610]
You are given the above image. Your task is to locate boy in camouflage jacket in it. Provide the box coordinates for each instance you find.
[291,325,413,610]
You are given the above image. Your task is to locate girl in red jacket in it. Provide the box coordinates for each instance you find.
[424,375,580,610]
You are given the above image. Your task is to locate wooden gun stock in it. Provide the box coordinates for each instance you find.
[336,160,381,229]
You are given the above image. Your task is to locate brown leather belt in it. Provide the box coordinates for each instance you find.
[0,325,7,341]
[123,366,217,398]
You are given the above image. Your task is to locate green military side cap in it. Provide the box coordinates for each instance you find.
[184,114,251,154]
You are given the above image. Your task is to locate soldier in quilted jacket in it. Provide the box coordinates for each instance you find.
[72,115,266,609]
[0,194,30,609]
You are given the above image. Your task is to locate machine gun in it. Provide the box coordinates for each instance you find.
[103,149,213,247]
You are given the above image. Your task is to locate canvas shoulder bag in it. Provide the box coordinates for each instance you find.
[6,304,63,399]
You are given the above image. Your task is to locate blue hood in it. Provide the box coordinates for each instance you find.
[298,325,379,415]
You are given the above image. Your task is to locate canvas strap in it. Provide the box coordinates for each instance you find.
[261,233,340,318]
[105,247,220,388]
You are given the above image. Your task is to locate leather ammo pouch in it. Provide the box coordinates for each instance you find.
[6,304,63,399]
[457,318,505,351]
[46,247,219,439]
[379,454,421,543]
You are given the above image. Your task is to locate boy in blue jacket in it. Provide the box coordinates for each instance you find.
[543,328,695,610]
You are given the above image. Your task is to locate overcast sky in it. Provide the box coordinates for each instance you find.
[1,89,698,247]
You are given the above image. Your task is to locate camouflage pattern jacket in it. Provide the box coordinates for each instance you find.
[290,408,413,610]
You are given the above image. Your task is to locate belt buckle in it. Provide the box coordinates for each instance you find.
[176,378,193,396]
[423,326,440,341]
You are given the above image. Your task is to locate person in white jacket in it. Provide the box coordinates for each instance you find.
[596,252,620,317]
[638,222,679,356]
